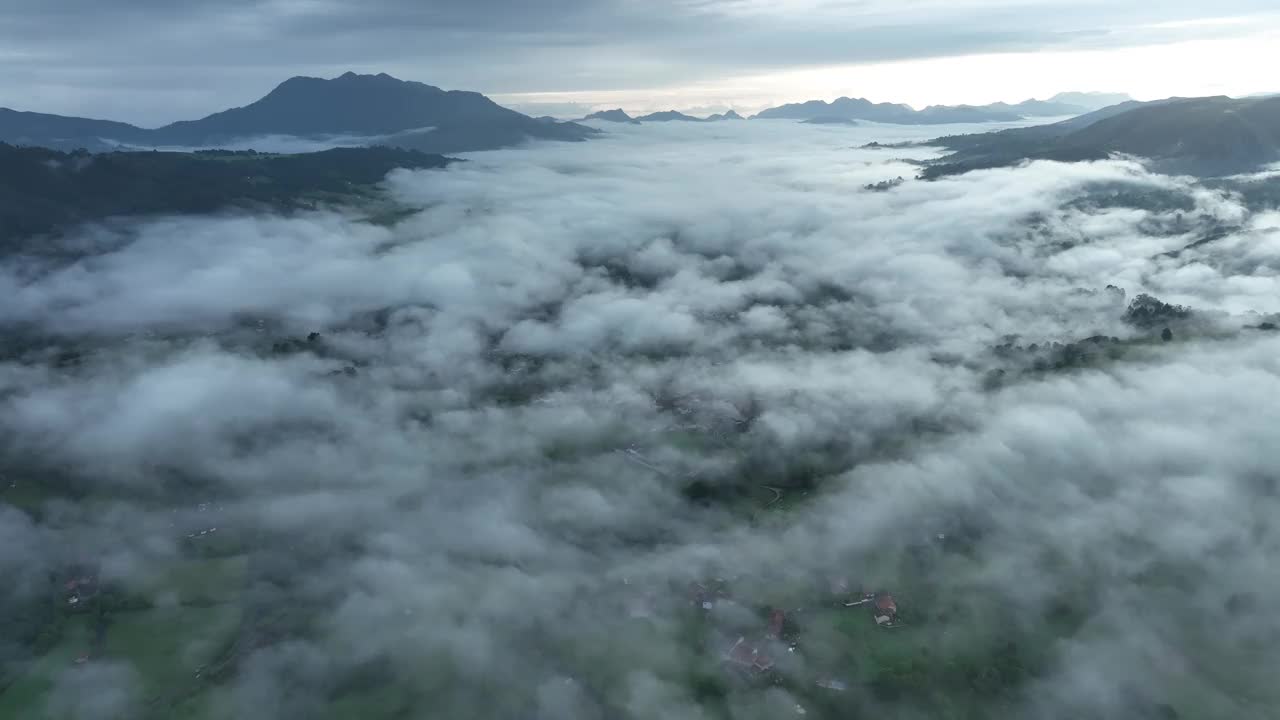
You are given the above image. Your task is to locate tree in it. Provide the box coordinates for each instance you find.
[1124,294,1190,329]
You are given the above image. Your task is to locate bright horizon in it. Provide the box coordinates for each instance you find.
[496,29,1280,118]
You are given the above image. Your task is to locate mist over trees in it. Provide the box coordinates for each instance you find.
[0,144,453,247]
[3,120,1280,720]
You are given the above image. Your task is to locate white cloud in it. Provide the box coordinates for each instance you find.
[3,120,1280,717]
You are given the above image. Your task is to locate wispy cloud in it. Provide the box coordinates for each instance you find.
[4,121,1280,717]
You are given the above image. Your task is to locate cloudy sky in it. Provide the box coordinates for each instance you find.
[2,0,1279,122]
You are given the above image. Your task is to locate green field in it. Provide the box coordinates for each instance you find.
[0,482,59,516]
[103,604,241,706]
[0,551,247,720]
[130,555,249,606]
[0,616,93,720]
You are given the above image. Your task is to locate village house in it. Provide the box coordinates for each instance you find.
[873,593,899,626]
[724,637,775,675]
[64,573,98,607]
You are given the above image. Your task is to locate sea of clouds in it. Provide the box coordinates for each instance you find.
[2,119,1279,719]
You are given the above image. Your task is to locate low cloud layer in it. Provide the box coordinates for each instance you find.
[3,121,1280,719]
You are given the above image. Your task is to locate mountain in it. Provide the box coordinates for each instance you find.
[0,144,453,247]
[923,96,1280,178]
[0,109,150,151]
[582,109,640,124]
[915,105,1024,123]
[919,100,1158,157]
[1048,92,1134,111]
[984,99,1090,117]
[0,72,595,154]
[754,97,919,123]
[752,93,1131,124]
[151,72,508,141]
[379,115,593,155]
[754,96,1023,124]
[635,111,705,122]
[584,108,740,123]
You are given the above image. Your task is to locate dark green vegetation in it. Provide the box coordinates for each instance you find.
[0,144,452,245]
[924,96,1280,178]
[0,72,595,154]
[863,177,905,192]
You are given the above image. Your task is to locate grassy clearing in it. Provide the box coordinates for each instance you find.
[0,616,92,720]
[324,685,417,720]
[169,686,236,720]
[0,482,60,516]
[102,604,241,706]
[132,555,249,606]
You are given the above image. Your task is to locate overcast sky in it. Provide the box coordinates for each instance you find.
[2,0,1279,124]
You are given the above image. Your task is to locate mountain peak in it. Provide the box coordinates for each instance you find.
[152,71,533,142]
[635,110,704,122]
[2,70,596,154]
[274,72,412,91]
[1047,91,1134,111]
[584,109,639,123]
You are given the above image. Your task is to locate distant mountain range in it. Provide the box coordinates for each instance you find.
[922,95,1280,178]
[0,72,596,154]
[581,108,744,124]
[0,78,1160,164]
[1043,92,1133,110]
[752,92,1131,124]
[634,110,706,123]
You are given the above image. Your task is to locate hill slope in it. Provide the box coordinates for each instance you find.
[0,109,150,151]
[924,96,1280,178]
[0,143,453,246]
[1048,92,1134,111]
